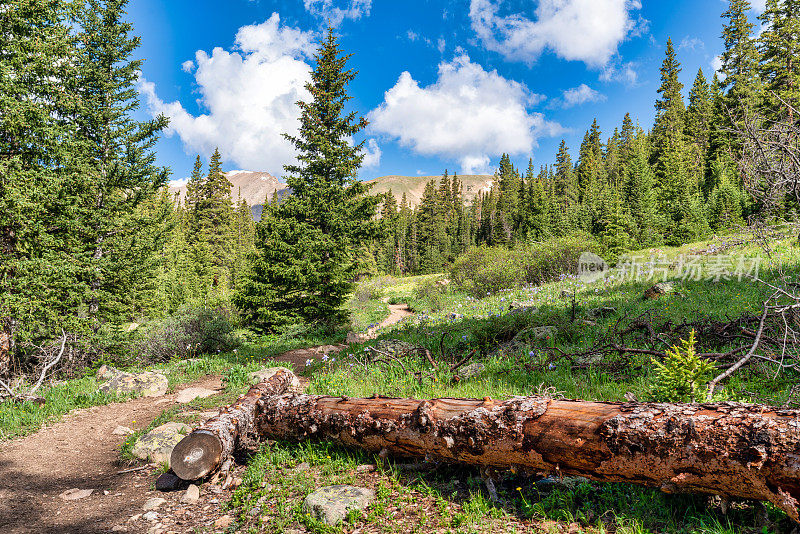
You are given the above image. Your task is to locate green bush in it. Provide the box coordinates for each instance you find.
[412,278,449,312]
[130,305,240,362]
[450,234,603,296]
[651,330,715,402]
[352,275,396,304]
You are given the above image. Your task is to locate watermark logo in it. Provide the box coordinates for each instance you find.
[578,252,609,282]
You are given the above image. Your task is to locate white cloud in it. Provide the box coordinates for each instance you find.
[469,0,644,67]
[437,37,446,53]
[600,58,638,85]
[407,30,418,42]
[181,60,195,73]
[139,13,315,174]
[711,55,725,79]
[677,36,704,51]
[303,0,371,27]
[562,84,606,108]
[751,0,766,13]
[368,54,561,174]
[361,138,381,168]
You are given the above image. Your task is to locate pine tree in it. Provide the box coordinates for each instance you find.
[651,38,686,186]
[720,0,761,111]
[71,0,170,326]
[686,69,714,192]
[759,0,800,119]
[552,140,578,232]
[0,0,82,349]
[235,29,380,330]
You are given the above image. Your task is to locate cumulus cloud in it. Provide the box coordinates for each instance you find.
[751,0,766,13]
[361,138,381,168]
[303,0,371,27]
[469,0,644,67]
[561,84,606,108]
[181,60,195,73]
[368,54,561,174]
[677,36,704,51]
[139,13,315,174]
[600,57,638,85]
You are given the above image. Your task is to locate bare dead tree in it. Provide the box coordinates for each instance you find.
[0,330,67,403]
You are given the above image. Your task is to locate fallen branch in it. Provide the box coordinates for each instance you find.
[174,370,800,521]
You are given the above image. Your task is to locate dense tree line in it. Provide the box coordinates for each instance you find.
[1,0,171,359]
[375,0,798,274]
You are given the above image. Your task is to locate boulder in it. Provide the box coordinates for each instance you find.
[455,362,485,381]
[142,497,166,511]
[531,326,557,339]
[644,281,675,300]
[131,422,191,466]
[181,484,200,503]
[155,472,187,492]
[98,366,168,397]
[175,387,217,404]
[374,339,415,355]
[303,485,375,525]
[249,367,302,388]
[587,306,616,319]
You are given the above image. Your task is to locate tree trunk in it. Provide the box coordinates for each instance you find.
[173,370,800,521]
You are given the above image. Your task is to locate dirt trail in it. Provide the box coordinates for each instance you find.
[379,300,414,329]
[0,375,222,533]
[0,302,413,533]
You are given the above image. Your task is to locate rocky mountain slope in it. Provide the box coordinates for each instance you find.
[169,171,495,220]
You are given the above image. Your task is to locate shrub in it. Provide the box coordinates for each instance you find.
[130,305,240,363]
[412,278,449,312]
[352,275,396,304]
[650,330,714,402]
[450,234,603,296]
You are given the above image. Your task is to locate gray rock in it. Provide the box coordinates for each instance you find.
[175,387,217,404]
[142,511,159,522]
[509,300,537,311]
[112,425,134,436]
[59,488,93,501]
[142,497,166,511]
[587,306,616,319]
[155,472,186,492]
[249,366,301,388]
[375,339,415,355]
[303,485,375,525]
[181,484,200,503]
[131,422,191,467]
[97,366,168,397]
[644,281,675,300]
[531,326,557,339]
[456,362,485,381]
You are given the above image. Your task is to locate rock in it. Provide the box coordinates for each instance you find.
[303,485,375,526]
[175,387,217,404]
[111,526,127,532]
[142,511,159,522]
[531,326,557,339]
[509,300,538,311]
[587,306,616,319]
[346,331,372,344]
[313,345,343,355]
[448,312,464,321]
[59,488,93,501]
[295,462,310,471]
[355,464,376,473]
[249,366,302,388]
[644,281,675,300]
[128,514,142,522]
[455,362,485,381]
[155,472,187,492]
[98,366,168,397]
[214,515,233,529]
[374,339,415,355]
[143,497,166,511]
[112,425,134,436]
[181,484,200,503]
[131,422,191,466]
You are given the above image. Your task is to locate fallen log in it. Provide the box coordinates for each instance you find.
[172,369,800,521]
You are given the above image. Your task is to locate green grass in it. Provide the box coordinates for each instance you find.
[229,227,800,533]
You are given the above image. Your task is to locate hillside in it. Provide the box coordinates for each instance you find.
[170,171,494,220]
[364,174,494,207]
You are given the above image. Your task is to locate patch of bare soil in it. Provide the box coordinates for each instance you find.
[0,376,221,534]
[379,302,414,329]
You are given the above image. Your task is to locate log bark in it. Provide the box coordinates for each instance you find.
[173,369,800,521]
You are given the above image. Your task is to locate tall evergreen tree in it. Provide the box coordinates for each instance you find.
[719,0,761,111]
[759,0,800,119]
[71,0,170,326]
[235,29,380,330]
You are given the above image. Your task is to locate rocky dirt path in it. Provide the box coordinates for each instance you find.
[0,303,413,533]
[0,376,222,533]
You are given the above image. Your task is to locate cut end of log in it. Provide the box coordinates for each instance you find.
[171,429,223,481]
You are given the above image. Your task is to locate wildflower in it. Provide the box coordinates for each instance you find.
[306,359,313,366]
[322,354,329,362]
[516,487,522,491]
[528,350,536,357]
[548,363,556,370]
[330,358,336,363]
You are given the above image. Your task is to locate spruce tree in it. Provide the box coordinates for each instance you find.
[759,0,800,118]
[71,0,170,326]
[720,0,761,111]
[235,29,380,330]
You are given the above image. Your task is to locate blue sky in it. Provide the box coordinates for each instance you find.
[129,0,767,185]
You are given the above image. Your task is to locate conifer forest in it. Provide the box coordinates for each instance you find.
[6,1,800,533]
